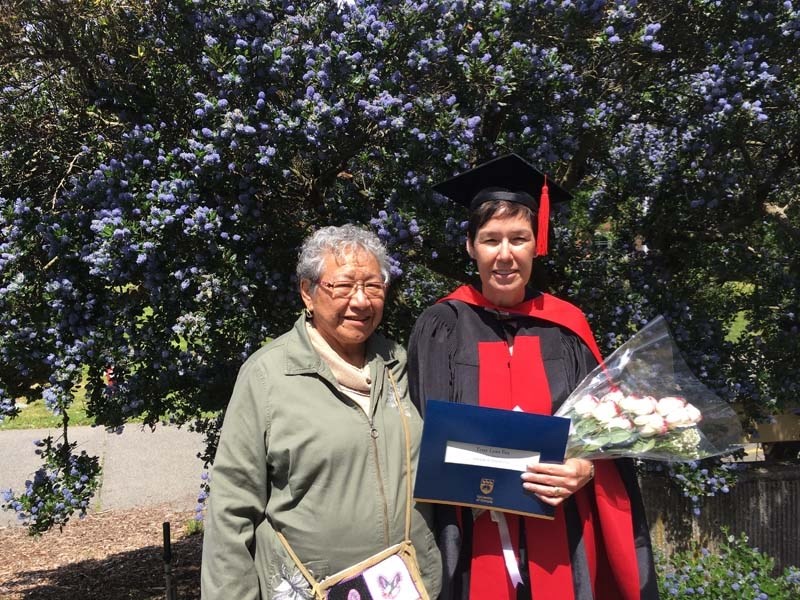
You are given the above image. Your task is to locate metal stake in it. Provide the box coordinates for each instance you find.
[163,521,178,600]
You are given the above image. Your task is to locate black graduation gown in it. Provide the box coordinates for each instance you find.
[408,292,659,600]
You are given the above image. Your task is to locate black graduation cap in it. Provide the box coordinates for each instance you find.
[432,153,572,255]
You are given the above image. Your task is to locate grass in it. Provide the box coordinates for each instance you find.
[184,517,205,536]
[0,384,94,431]
[721,281,754,343]
[726,310,749,343]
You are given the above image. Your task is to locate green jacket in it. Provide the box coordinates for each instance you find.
[201,315,442,599]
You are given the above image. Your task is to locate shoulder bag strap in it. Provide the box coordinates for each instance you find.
[275,530,323,595]
[276,369,414,594]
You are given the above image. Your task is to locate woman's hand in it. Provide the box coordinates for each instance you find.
[520,458,595,506]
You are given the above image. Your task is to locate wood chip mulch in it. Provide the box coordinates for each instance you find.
[0,503,202,600]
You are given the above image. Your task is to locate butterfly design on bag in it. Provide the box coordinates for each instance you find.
[273,564,313,600]
[378,572,402,599]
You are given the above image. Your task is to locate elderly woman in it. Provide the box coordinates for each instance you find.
[408,155,658,600]
[202,225,441,600]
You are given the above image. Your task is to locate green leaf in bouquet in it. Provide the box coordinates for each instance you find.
[575,419,602,437]
[565,441,604,458]
[585,432,612,447]
[629,437,656,454]
[606,428,635,444]
[564,442,588,458]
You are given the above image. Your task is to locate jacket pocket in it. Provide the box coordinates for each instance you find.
[304,559,329,581]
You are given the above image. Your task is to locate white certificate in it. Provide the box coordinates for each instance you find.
[444,440,541,472]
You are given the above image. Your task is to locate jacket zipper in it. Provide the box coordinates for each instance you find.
[369,419,391,546]
[330,371,392,546]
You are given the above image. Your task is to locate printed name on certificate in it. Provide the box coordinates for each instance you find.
[444,440,541,472]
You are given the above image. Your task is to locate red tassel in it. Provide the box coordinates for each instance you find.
[536,175,550,256]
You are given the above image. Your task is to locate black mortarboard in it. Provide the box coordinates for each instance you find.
[432,153,572,255]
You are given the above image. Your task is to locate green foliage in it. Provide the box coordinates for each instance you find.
[185,516,204,536]
[658,529,800,599]
[1,435,101,535]
[667,459,739,516]
[1,0,799,533]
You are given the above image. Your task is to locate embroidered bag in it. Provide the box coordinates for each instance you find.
[275,373,430,600]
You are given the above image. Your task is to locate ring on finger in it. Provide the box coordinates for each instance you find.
[552,486,561,497]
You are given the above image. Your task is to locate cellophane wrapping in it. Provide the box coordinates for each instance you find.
[554,316,744,461]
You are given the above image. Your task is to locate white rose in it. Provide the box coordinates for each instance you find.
[685,403,702,424]
[591,400,620,424]
[634,413,668,437]
[618,394,641,413]
[607,416,634,431]
[637,395,659,415]
[619,394,658,416]
[664,407,694,429]
[600,390,625,404]
[573,394,599,416]
[656,396,686,416]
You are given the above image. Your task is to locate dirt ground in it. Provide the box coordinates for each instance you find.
[0,504,202,600]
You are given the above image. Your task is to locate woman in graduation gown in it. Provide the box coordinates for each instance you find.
[407,154,659,600]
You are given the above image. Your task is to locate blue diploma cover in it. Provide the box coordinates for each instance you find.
[413,400,570,519]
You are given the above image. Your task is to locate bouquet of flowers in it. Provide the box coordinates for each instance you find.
[555,316,744,461]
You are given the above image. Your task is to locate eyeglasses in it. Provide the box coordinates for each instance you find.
[317,280,387,300]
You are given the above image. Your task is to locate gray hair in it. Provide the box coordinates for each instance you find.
[296,225,390,288]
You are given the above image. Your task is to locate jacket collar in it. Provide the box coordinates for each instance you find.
[283,314,398,376]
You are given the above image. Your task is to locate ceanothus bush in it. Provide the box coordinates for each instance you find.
[1,435,101,535]
[657,528,800,598]
[1,0,798,533]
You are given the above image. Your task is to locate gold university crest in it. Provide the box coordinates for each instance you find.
[479,478,494,495]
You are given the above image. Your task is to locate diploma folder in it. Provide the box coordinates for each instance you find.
[414,400,570,519]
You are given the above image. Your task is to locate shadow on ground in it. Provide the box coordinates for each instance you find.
[1,535,202,600]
